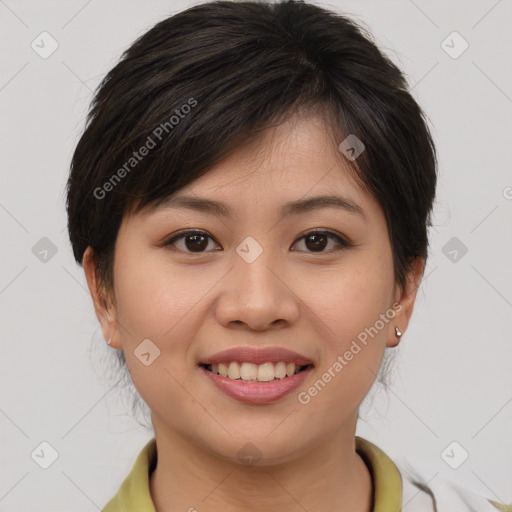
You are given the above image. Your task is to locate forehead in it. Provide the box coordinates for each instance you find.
[154,112,375,217]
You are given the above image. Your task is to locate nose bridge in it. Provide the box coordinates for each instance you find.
[233,234,283,301]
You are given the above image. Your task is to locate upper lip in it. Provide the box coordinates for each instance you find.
[200,346,314,366]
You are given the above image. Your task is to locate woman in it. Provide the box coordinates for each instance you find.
[66,1,510,510]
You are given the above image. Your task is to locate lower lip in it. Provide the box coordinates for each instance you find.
[200,366,313,404]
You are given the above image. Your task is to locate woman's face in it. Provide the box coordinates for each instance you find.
[87,112,421,465]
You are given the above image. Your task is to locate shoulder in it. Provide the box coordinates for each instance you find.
[102,437,157,512]
[356,436,511,512]
[397,459,511,512]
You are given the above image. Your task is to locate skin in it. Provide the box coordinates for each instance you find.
[84,111,424,512]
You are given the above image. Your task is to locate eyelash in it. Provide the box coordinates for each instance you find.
[162,229,352,255]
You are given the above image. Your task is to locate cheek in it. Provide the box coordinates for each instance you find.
[313,249,394,339]
[306,291,390,415]
[307,248,394,397]
[113,248,200,340]
[111,250,203,412]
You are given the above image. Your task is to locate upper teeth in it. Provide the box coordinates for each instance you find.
[209,362,302,381]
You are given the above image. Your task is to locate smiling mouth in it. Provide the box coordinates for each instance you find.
[200,362,313,382]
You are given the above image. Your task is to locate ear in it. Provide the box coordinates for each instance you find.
[386,257,425,348]
[82,246,122,349]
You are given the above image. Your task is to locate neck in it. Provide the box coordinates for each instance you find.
[149,420,373,512]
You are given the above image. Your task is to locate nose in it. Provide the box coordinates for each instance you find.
[213,245,300,332]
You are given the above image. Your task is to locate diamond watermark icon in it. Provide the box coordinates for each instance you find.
[236,236,263,264]
[441,441,469,469]
[31,441,59,469]
[134,338,161,366]
[338,134,365,161]
[441,31,469,59]
[31,31,59,59]
[32,237,58,263]
[442,236,468,263]
[237,442,262,466]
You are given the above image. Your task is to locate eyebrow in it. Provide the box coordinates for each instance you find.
[155,194,367,221]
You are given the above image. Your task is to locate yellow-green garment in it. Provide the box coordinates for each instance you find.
[102,436,510,511]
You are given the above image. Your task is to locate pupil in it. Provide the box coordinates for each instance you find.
[186,234,207,251]
[305,233,327,251]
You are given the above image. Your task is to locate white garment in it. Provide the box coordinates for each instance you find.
[398,464,508,511]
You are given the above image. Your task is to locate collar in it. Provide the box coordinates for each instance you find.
[102,436,403,511]
[355,436,402,511]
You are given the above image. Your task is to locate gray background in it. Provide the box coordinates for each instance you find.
[1,0,511,510]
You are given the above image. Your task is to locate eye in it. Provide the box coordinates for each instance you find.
[163,229,352,254]
[292,230,352,253]
[163,230,220,253]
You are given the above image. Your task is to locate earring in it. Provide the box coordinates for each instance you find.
[394,326,402,338]
[107,338,112,345]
